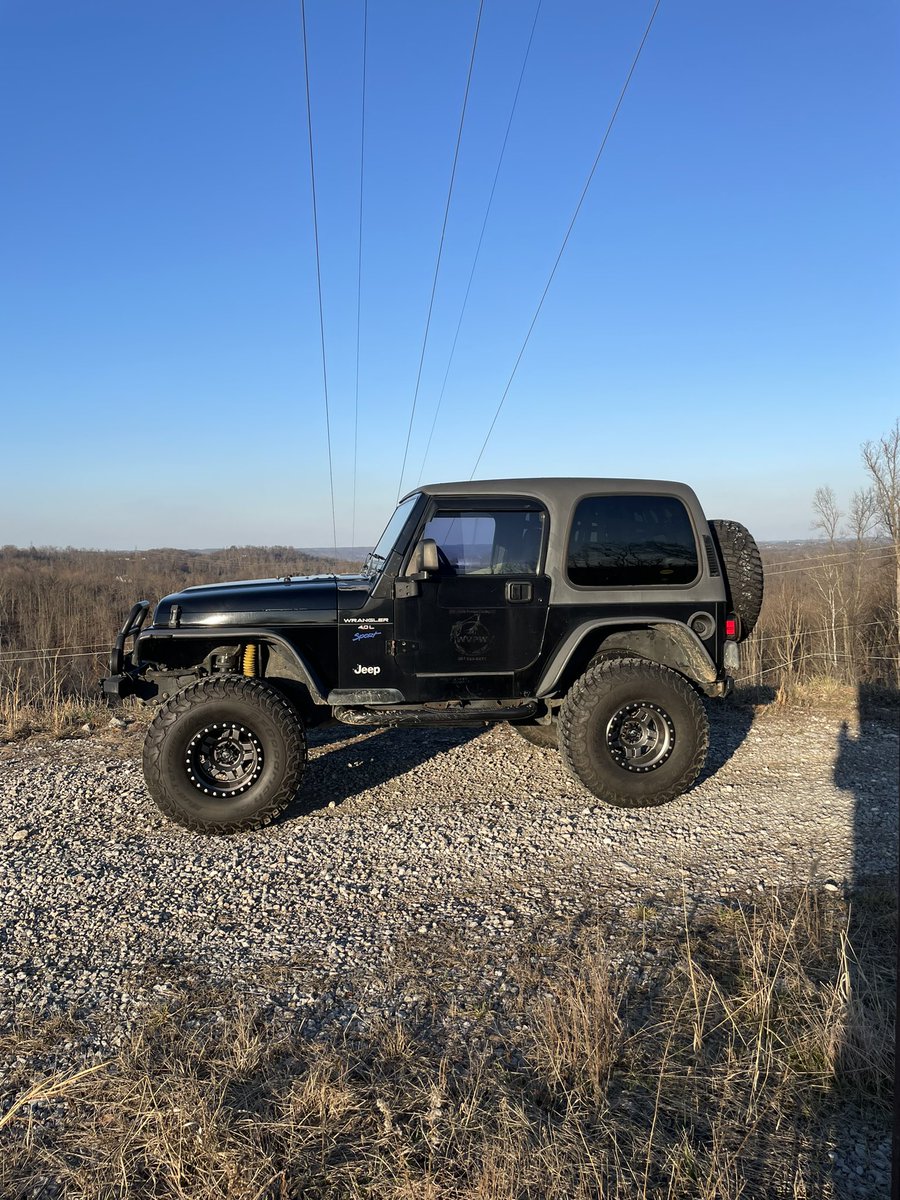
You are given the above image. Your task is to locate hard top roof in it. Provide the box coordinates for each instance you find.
[404,478,698,505]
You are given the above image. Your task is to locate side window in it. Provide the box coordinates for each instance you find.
[567,495,698,586]
[421,510,544,576]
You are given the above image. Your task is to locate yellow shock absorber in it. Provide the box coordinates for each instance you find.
[242,643,257,677]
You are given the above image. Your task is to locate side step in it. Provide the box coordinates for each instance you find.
[333,699,538,729]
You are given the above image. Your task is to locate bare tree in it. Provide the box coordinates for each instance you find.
[861,420,900,681]
[811,486,845,673]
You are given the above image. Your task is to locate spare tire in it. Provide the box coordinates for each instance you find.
[709,519,764,641]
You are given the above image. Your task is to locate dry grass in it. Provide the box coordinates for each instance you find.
[0,885,893,1199]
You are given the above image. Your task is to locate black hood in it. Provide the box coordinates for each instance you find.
[153,574,355,628]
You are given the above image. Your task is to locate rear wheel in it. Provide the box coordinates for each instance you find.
[142,676,307,833]
[559,658,708,809]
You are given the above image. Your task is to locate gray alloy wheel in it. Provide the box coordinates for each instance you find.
[559,657,708,809]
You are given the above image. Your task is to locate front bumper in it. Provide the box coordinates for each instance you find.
[100,601,150,701]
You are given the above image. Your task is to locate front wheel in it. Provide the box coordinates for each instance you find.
[142,676,307,833]
[558,658,708,809]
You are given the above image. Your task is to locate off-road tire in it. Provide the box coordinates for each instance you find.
[709,519,764,640]
[559,658,709,809]
[142,675,307,833]
[511,721,558,749]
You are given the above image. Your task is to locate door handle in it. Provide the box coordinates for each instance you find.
[506,581,533,602]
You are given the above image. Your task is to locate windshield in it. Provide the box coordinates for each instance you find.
[363,495,418,577]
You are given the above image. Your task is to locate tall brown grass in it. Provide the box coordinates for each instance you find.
[0,886,893,1198]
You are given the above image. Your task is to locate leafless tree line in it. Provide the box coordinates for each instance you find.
[0,545,359,721]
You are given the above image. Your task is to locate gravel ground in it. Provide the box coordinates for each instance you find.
[0,699,896,1195]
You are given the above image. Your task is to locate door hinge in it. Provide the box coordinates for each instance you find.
[393,578,420,599]
[387,639,417,656]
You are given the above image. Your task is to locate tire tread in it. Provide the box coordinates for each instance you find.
[559,657,709,808]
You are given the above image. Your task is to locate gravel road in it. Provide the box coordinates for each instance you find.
[0,700,897,1197]
[1,700,895,1034]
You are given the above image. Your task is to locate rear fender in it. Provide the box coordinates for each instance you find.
[536,619,718,697]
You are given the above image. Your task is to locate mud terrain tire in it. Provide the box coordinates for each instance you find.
[559,658,708,809]
[143,676,307,833]
[709,519,764,640]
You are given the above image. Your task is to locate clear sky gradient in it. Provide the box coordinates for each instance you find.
[2,1,897,549]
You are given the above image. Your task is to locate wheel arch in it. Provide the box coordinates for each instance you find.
[137,628,329,707]
[536,619,718,698]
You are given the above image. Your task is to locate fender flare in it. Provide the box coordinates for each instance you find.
[536,618,718,697]
[136,627,328,705]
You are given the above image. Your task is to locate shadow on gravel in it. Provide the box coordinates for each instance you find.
[831,683,899,1199]
[278,724,481,823]
[694,694,764,786]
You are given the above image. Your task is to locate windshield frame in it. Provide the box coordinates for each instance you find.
[362,494,420,578]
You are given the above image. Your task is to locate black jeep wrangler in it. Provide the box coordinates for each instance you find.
[102,479,763,833]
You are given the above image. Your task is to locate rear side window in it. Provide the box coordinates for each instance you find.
[567,495,698,587]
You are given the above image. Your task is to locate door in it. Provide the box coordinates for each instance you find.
[393,503,550,700]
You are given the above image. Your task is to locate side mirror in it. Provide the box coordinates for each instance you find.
[407,537,440,580]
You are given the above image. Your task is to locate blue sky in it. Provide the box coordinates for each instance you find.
[1,0,897,548]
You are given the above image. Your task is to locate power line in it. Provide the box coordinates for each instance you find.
[300,0,338,554]
[751,619,886,645]
[761,546,893,570]
[470,0,663,479]
[766,550,896,578]
[1,650,107,666]
[417,0,543,485]
[0,644,110,659]
[351,0,368,548]
[737,649,897,682]
[397,0,485,500]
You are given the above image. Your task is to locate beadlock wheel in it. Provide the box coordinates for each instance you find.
[606,702,675,772]
[142,676,307,833]
[185,723,264,796]
[559,657,709,809]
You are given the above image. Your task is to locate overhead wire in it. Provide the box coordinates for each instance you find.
[397,0,485,500]
[469,0,663,479]
[351,0,368,548]
[737,650,897,682]
[0,644,110,659]
[751,619,885,645]
[300,0,338,553]
[765,550,897,577]
[416,0,543,485]
[761,546,893,570]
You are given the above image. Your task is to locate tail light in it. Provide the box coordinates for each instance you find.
[725,615,739,639]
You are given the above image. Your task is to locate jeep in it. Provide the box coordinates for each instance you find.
[101,478,764,832]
